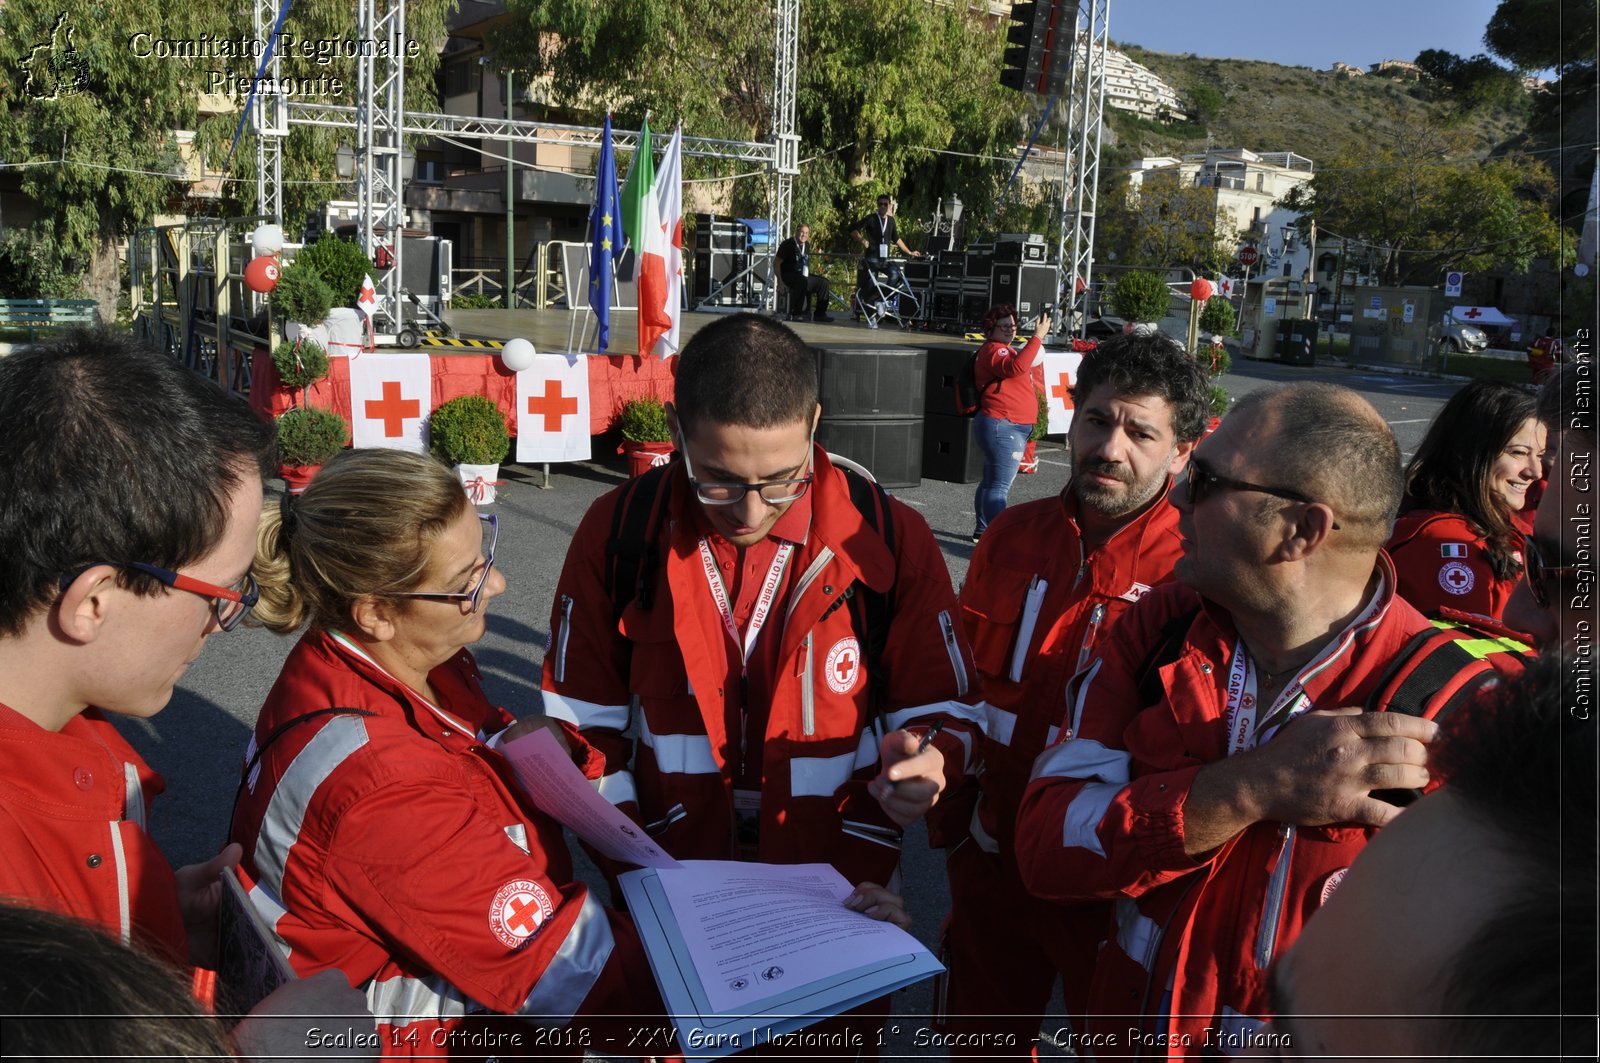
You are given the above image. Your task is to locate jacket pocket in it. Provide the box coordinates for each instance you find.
[957,566,1036,679]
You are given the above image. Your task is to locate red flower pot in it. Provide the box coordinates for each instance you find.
[621,440,675,477]
[280,464,322,495]
[1019,439,1039,474]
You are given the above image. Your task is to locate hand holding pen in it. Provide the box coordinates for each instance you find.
[868,720,947,827]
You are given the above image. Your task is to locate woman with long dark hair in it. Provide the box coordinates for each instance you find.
[971,303,1052,542]
[1387,380,1545,620]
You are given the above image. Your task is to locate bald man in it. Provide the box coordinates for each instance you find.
[1016,383,1523,1057]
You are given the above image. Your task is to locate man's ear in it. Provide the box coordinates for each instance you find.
[665,404,682,448]
[810,404,822,434]
[1168,437,1198,477]
[349,595,399,644]
[1277,503,1340,562]
[54,565,121,645]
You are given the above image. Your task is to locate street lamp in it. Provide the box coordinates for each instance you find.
[335,144,355,179]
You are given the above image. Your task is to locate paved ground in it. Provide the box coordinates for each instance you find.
[115,353,1460,1056]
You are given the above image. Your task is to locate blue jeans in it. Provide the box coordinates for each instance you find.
[972,413,1033,536]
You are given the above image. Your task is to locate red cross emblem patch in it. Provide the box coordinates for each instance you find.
[824,636,862,695]
[489,879,554,949]
[1437,561,1475,596]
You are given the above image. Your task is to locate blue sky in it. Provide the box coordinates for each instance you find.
[1112,0,1511,72]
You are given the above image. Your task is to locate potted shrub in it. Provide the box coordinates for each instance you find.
[1110,271,1172,333]
[275,407,348,493]
[271,337,329,406]
[292,232,377,307]
[616,394,675,477]
[270,260,335,342]
[1021,384,1049,475]
[430,395,511,504]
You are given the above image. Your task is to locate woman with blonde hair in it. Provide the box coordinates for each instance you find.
[230,448,659,1056]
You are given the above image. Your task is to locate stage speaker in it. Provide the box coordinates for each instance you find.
[816,418,924,489]
[692,250,750,305]
[922,412,982,484]
[991,263,1056,326]
[693,215,749,252]
[932,292,962,325]
[815,346,927,419]
[961,295,990,326]
[937,249,966,278]
[923,344,973,416]
[994,237,1048,263]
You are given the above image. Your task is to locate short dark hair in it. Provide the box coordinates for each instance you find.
[1070,330,1211,443]
[0,327,276,635]
[1405,380,1537,578]
[1433,654,1597,1059]
[981,303,1016,332]
[1232,383,1403,549]
[672,313,818,437]
[1537,362,1596,442]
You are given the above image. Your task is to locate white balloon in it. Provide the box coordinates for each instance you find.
[500,337,536,372]
[251,224,285,258]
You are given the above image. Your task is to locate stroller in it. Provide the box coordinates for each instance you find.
[852,257,922,330]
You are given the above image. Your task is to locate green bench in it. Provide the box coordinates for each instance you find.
[0,298,100,341]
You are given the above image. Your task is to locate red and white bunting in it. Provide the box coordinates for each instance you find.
[1041,350,1085,435]
[515,354,591,463]
[349,350,431,453]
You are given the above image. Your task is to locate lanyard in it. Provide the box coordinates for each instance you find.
[326,629,478,739]
[1223,639,1311,757]
[697,538,794,667]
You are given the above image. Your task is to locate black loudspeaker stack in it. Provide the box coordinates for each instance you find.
[991,263,1057,331]
[813,346,927,488]
[691,216,752,306]
[920,344,982,483]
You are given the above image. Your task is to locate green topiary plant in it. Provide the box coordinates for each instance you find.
[270,260,335,325]
[1208,382,1231,419]
[1110,271,1172,324]
[275,407,348,467]
[271,338,329,390]
[1029,385,1049,443]
[292,232,377,306]
[430,395,510,465]
[450,292,501,309]
[617,395,672,443]
[1199,294,1237,337]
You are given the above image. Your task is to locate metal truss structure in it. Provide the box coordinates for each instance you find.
[1056,0,1110,329]
[254,0,796,320]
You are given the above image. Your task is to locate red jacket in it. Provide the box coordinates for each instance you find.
[0,704,187,964]
[541,448,981,886]
[1015,556,1510,1054]
[956,482,1183,852]
[1387,508,1521,621]
[975,336,1045,424]
[230,630,657,1058]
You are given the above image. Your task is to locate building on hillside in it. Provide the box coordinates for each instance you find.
[1100,45,1189,121]
[1330,62,1365,77]
[1369,59,1422,80]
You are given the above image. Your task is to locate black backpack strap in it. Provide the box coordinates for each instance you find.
[1134,605,1201,707]
[604,461,676,621]
[840,468,897,731]
[230,707,378,843]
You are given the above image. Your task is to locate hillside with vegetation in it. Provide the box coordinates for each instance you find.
[1103,45,1532,163]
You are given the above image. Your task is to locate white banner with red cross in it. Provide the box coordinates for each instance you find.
[348,351,432,453]
[516,354,592,463]
[1041,350,1085,436]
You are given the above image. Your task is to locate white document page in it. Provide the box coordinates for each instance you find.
[501,728,681,869]
[656,860,925,1015]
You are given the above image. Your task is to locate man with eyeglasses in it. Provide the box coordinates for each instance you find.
[1506,362,1596,658]
[0,329,275,968]
[541,314,979,932]
[1015,382,1522,1056]
[936,329,1209,1054]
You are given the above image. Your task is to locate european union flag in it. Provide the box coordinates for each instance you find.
[589,113,624,352]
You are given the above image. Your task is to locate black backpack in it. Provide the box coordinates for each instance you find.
[953,351,1000,416]
[602,459,898,720]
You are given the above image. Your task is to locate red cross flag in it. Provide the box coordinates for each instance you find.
[1216,275,1236,298]
[516,353,591,463]
[1041,350,1085,435]
[349,350,431,452]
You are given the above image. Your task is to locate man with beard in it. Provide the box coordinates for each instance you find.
[936,330,1210,1054]
[1015,383,1521,1057]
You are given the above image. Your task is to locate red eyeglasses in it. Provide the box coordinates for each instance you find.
[58,562,259,631]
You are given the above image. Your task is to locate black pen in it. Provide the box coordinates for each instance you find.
[914,720,944,755]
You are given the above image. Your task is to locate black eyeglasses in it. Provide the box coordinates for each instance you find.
[388,513,498,612]
[1523,534,1582,609]
[57,562,259,632]
[680,440,815,507]
[1184,458,1341,530]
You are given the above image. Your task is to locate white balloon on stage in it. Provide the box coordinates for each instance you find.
[251,224,285,258]
[500,337,537,372]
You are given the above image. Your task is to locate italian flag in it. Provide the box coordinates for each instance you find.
[623,118,675,356]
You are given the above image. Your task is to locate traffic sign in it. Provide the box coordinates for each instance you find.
[1444,271,1463,297]
[1238,246,1260,267]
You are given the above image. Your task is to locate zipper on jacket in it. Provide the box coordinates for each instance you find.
[644,803,687,837]
[554,595,574,683]
[1075,602,1107,674]
[938,610,969,697]
[801,633,815,736]
[1255,824,1297,969]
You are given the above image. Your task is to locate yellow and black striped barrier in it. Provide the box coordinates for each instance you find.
[421,335,505,350]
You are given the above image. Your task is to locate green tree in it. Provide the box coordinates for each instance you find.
[1278,121,1567,286]
[1484,0,1597,73]
[1414,48,1524,113]
[1097,168,1231,274]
